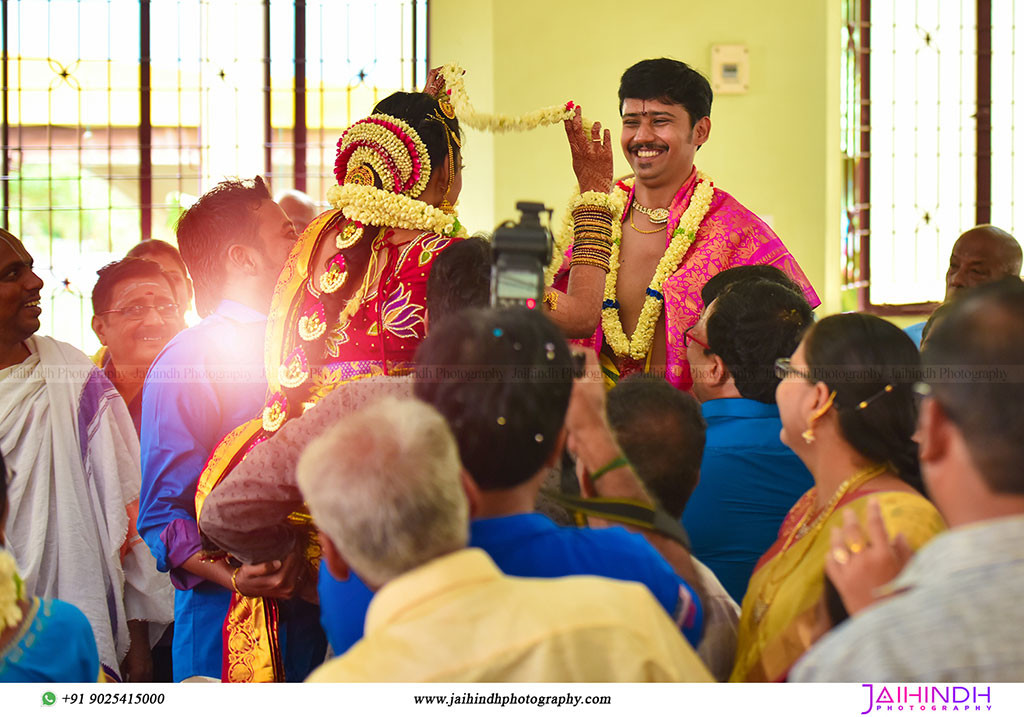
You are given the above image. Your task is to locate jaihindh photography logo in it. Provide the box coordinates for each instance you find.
[860,685,993,714]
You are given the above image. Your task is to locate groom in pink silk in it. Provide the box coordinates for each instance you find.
[557,58,819,390]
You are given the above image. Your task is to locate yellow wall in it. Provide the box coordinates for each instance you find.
[432,0,843,313]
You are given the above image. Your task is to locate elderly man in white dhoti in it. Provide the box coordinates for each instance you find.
[0,227,172,681]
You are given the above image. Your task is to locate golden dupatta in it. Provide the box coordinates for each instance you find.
[729,489,945,682]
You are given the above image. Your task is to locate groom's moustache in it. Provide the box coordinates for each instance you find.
[628,143,669,152]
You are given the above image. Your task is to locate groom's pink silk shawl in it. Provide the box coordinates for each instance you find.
[556,169,820,390]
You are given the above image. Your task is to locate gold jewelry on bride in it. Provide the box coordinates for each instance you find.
[750,462,887,625]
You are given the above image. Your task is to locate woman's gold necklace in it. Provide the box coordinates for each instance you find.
[750,463,887,626]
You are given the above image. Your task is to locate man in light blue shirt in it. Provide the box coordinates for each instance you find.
[682,271,815,602]
[139,177,323,681]
[793,278,1024,682]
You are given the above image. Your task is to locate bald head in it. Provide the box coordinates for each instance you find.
[275,190,317,234]
[945,225,1022,301]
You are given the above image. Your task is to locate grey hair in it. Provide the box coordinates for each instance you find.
[296,396,468,586]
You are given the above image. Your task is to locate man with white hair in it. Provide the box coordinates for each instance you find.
[299,396,712,682]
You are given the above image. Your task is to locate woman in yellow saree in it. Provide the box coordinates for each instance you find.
[730,313,946,682]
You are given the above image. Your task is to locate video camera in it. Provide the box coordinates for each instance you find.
[490,201,553,310]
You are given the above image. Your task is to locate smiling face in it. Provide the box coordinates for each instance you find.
[0,232,44,349]
[620,98,709,189]
[92,274,184,370]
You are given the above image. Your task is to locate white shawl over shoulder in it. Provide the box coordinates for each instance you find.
[0,335,172,676]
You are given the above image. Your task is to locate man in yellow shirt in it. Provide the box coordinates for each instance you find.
[298,395,712,683]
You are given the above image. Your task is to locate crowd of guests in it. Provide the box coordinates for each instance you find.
[2,57,1024,685]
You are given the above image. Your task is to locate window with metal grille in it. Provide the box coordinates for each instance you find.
[1,0,427,352]
[841,0,1020,313]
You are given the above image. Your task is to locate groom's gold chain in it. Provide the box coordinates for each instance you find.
[631,200,669,223]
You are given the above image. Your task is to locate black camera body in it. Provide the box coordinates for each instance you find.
[490,201,553,310]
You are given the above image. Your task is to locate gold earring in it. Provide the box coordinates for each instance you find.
[802,390,837,445]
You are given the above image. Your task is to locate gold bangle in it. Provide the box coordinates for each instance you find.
[571,248,612,260]
[231,566,242,594]
[570,257,610,271]
[572,240,612,251]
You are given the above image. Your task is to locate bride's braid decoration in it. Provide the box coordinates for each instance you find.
[264,101,470,434]
[325,112,466,240]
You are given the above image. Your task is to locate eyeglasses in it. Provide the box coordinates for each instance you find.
[98,303,181,320]
[773,357,811,381]
[683,325,711,351]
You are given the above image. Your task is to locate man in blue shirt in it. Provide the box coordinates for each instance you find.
[318,308,704,655]
[139,177,323,681]
[682,270,815,602]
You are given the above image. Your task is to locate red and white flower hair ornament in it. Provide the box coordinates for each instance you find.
[334,113,431,199]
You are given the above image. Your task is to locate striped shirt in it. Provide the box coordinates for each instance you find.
[791,515,1024,682]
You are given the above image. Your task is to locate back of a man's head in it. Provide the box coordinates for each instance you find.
[706,278,813,403]
[701,264,802,307]
[296,396,468,587]
[413,307,574,492]
[923,277,1024,496]
[126,239,189,276]
[126,239,194,311]
[425,236,492,325]
[175,177,271,316]
[607,375,706,520]
[618,58,712,124]
[275,189,317,233]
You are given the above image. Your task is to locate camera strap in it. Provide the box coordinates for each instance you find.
[538,489,692,551]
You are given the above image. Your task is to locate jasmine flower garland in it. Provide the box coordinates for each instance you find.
[602,172,714,360]
[549,173,715,361]
[441,64,595,134]
[326,184,468,239]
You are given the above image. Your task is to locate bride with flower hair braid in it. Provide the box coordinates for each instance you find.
[192,86,467,683]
